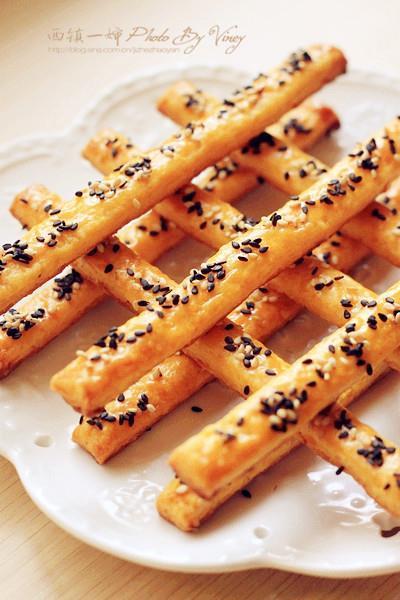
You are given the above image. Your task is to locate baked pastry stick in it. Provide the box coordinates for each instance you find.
[51,118,400,410]
[74,144,400,454]
[7,104,337,392]
[0,267,104,378]
[342,177,400,266]
[9,188,366,414]
[84,117,400,339]
[21,121,400,412]
[161,81,339,198]
[82,131,186,264]
[0,46,346,312]
[13,186,376,422]
[158,365,392,531]
[7,102,334,371]
[159,81,400,265]
[72,231,368,462]
[169,280,400,498]
[10,187,176,312]
[83,100,339,255]
[17,180,400,492]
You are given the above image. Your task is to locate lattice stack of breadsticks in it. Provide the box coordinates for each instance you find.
[3,44,400,532]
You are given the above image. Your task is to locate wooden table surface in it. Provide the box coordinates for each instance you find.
[2,1,400,598]
[1,455,400,599]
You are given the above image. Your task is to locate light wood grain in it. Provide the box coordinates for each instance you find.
[1,455,400,599]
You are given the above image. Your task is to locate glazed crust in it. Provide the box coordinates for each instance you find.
[83,100,340,252]
[157,364,389,531]
[342,176,400,266]
[301,398,400,517]
[51,118,400,411]
[169,281,400,498]
[0,269,104,379]
[72,229,370,460]
[0,45,346,313]
[159,81,400,264]
[9,102,336,398]
[74,131,400,466]
[72,355,213,464]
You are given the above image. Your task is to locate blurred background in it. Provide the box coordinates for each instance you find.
[1,0,400,144]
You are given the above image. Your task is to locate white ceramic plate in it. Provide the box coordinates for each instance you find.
[1,65,400,578]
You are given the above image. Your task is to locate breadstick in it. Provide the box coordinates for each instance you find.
[9,102,335,390]
[230,232,368,338]
[83,101,339,252]
[71,196,397,457]
[72,229,372,459]
[11,186,176,313]
[160,82,334,196]
[72,233,372,463]
[0,46,346,312]
[157,364,388,531]
[51,118,400,410]
[269,252,400,371]
[342,176,400,266]
[301,400,400,515]
[0,268,104,378]
[74,355,213,463]
[169,280,400,498]
[160,81,400,262]
[13,186,364,413]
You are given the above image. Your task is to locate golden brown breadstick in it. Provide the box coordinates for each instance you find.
[10,187,176,313]
[72,229,370,460]
[169,280,400,498]
[9,102,335,389]
[160,82,334,196]
[71,165,400,456]
[12,186,363,414]
[269,253,400,371]
[83,103,339,252]
[160,80,400,263]
[0,268,104,378]
[230,232,368,338]
[51,118,400,410]
[301,401,400,515]
[342,177,400,266]
[0,46,346,312]
[157,364,388,531]
[74,355,213,463]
